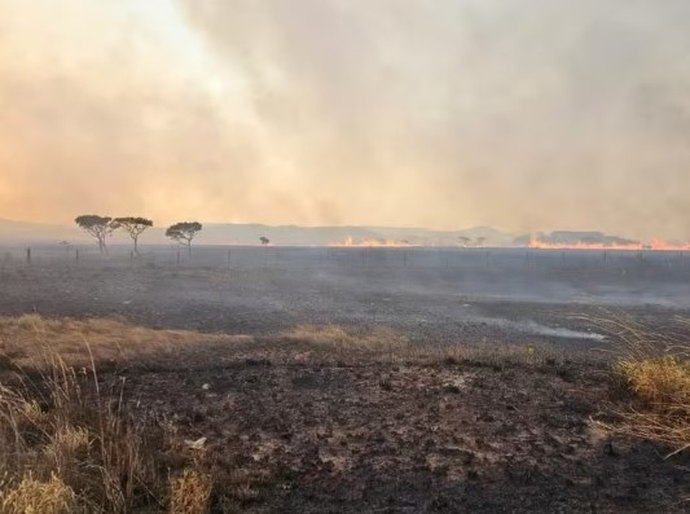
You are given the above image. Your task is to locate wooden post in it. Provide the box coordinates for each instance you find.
[26,247,31,265]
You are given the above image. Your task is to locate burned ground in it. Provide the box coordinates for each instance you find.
[120,350,689,513]
[1,245,688,343]
[1,246,689,512]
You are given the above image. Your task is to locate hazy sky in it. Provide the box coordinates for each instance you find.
[1,0,689,239]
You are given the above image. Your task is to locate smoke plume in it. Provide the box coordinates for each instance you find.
[2,0,690,239]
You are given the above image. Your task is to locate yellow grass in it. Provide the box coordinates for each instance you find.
[602,315,690,455]
[616,356,690,406]
[169,469,212,514]
[0,314,252,368]
[0,315,271,512]
[0,473,78,514]
[0,346,164,512]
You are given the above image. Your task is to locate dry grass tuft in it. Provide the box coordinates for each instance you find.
[616,356,690,406]
[598,315,690,455]
[169,469,212,514]
[0,473,78,514]
[0,348,166,512]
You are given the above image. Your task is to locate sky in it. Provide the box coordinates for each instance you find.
[1,0,689,240]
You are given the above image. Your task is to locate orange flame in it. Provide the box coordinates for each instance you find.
[328,236,418,248]
[528,238,690,251]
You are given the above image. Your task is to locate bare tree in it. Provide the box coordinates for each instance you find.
[75,215,115,253]
[259,236,270,246]
[113,217,153,255]
[166,222,202,255]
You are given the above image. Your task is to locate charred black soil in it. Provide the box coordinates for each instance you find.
[1,246,689,512]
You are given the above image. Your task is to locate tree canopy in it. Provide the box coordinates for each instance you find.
[113,217,153,254]
[75,215,115,253]
[166,222,202,254]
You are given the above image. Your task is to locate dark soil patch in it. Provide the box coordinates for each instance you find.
[114,352,690,513]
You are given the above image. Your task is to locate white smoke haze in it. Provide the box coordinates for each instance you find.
[1,0,690,239]
[470,316,607,342]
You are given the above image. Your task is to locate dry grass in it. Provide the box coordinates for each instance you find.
[280,323,580,370]
[0,314,251,369]
[0,314,207,512]
[597,314,690,455]
[169,469,212,514]
[613,355,690,455]
[616,356,690,406]
[0,353,164,512]
[0,473,78,514]
[0,315,271,512]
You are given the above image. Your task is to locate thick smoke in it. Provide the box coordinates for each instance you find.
[2,0,690,239]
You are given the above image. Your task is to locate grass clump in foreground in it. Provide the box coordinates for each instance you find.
[0,355,166,513]
[614,355,690,454]
[169,470,212,514]
[0,315,232,513]
[601,315,690,456]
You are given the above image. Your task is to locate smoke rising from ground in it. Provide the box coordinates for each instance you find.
[1,1,690,239]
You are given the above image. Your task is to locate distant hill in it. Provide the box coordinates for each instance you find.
[0,219,641,248]
[0,218,517,247]
[0,218,82,243]
[200,224,517,246]
[525,230,639,247]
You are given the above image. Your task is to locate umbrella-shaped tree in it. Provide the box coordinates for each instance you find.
[113,217,153,255]
[75,215,116,253]
[166,222,202,255]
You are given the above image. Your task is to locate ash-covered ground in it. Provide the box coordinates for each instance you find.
[1,245,690,512]
[1,245,688,349]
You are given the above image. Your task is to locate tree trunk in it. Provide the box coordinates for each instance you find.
[133,236,139,255]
